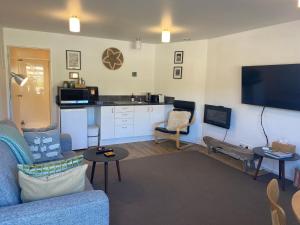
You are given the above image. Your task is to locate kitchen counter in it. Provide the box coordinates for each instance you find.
[59,101,173,109]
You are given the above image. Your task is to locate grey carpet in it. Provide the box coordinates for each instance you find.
[89,151,298,225]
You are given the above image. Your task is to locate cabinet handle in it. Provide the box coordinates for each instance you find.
[151,107,153,112]
[112,108,114,113]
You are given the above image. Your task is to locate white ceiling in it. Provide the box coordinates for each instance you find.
[1,0,300,43]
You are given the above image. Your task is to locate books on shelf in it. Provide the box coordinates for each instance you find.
[265,151,294,159]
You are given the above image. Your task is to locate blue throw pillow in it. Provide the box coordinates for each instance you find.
[23,128,63,163]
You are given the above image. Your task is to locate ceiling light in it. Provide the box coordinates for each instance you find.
[298,0,300,7]
[69,16,80,32]
[161,30,171,43]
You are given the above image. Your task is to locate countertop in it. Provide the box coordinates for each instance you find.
[59,101,173,109]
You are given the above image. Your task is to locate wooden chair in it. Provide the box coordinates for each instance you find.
[154,100,195,150]
[267,179,287,225]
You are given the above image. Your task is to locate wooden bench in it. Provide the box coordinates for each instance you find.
[203,136,258,173]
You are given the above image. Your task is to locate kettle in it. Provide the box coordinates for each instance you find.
[158,94,165,103]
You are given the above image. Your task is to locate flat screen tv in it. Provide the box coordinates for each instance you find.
[204,104,232,129]
[242,64,300,111]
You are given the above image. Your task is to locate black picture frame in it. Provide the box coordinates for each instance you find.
[173,66,183,79]
[69,72,79,79]
[66,50,81,70]
[174,51,184,64]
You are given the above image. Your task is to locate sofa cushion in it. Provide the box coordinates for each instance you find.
[19,164,88,203]
[23,128,63,163]
[0,142,21,207]
[18,155,84,177]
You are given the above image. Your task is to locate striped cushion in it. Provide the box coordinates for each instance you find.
[17,155,83,177]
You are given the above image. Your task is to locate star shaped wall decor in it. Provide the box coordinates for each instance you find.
[102,47,124,70]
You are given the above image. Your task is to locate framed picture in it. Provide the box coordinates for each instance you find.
[69,72,79,79]
[173,66,183,79]
[66,50,81,70]
[174,51,184,64]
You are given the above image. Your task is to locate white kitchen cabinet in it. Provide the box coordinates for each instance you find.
[150,105,166,124]
[99,104,170,142]
[114,106,134,138]
[134,105,152,136]
[60,108,87,150]
[100,106,115,140]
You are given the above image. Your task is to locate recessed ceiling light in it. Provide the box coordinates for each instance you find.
[161,30,171,43]
[69,16,80,33]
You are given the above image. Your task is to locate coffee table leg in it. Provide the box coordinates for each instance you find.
[253,156,263,180]
[91,161,96,184]
[104,162,108,193]
[116,160,121,182]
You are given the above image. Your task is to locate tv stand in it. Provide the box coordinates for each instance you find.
[203,136,258,173]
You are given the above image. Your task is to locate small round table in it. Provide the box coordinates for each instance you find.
[292,190,300,223]
[253,147,300,190]
[84,147,129,193]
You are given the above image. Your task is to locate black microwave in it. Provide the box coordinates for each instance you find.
[57,87,98,105]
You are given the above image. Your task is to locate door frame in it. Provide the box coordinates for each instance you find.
[6,46,53,126]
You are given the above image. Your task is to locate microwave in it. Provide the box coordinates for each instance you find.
[58,87,98,105]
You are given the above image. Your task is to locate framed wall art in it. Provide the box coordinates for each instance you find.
[174,51,184,64]
[173,66,183,79]
[66,50,81,70]
[69,72,79,79]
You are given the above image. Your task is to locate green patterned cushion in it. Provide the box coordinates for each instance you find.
[17,155,84,177]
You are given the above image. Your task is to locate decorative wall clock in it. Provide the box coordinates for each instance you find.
[102,47,124,70]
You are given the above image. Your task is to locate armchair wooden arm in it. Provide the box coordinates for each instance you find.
[154,121,168,127]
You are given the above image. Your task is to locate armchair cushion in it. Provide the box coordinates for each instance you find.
[166,111,191,132]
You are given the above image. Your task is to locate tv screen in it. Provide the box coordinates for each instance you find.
[204,104,232,129]
[242,64,300,111]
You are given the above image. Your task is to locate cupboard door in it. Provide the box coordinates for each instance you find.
[60,108,87,150]
[150,105,166,125]
[134,106,152,136]
[100,106,115,140]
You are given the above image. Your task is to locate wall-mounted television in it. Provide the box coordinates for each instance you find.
[204,104,232,129]
[242,64,300,111]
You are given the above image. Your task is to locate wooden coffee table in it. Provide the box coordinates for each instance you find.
[84,147,129,193]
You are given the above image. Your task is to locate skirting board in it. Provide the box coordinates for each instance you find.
[100,135,200,146]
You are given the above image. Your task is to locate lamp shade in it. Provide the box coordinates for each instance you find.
[10,72,28,86]
[69,16,80,32]
[161,30,171,43]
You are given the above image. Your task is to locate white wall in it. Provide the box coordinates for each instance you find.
[0,27,7,120]
[154,40,208,143]
[3,28,156,123]
[204,20,300,179]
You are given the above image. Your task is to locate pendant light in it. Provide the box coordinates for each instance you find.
[69,16,80,33]
[161,30,171,43]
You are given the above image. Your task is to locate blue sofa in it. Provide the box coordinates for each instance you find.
[0,120,109,225]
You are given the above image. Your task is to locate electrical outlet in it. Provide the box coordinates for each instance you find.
[239,143,252,149]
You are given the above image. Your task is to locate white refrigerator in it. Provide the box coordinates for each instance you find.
[60,108,88,150]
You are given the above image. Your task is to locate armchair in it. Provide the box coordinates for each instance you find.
[154,100,195,149]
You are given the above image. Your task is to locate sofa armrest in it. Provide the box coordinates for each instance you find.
[0,190,109,225]
[60,133,72,152]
